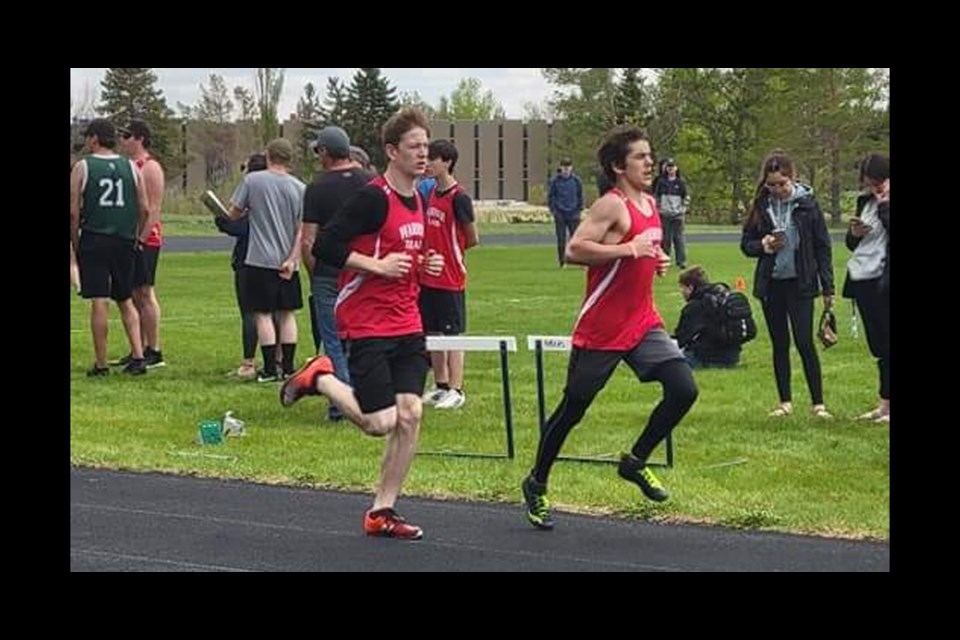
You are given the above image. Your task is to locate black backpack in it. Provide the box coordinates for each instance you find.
[704,284,757,346]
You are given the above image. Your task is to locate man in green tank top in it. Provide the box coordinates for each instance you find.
[70,118,150,376]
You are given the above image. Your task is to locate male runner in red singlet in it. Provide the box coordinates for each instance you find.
[114,119,166,368]
[522,126,699,530]
[419,139,479,410]
[280,108,443,540]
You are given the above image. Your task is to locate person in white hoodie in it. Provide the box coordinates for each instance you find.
[842,153,889,423]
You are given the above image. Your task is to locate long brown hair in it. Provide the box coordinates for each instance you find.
[745,149,794,229]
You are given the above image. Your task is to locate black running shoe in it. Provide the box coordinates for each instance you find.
[122,358,147,375]
[617,453,670,502]
[109,353,133,367]
[144,347,166,369]
[522,475,555,530]
[86,365,110,377]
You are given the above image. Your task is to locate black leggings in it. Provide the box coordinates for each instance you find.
[761,278,823,405]
[532,359,697,484]
[235,269,258,360]
[851,279,890,400]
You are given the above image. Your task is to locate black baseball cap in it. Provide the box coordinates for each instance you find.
[82,118,116,141]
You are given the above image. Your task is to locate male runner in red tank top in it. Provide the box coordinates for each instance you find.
[280,108,444,540]
[113,119,166,369]
[522,126,699,530]
[419,139,479,410]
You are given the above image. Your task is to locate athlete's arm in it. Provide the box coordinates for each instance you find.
[315,186,401,276]
[69,160,84,254]
[280,220,302,280]
[453,193,479,249]
[139,159,164,244]
[132,163,150,240]
[228,178,249,220]
[301,222,319,275]
[566,194,655,265]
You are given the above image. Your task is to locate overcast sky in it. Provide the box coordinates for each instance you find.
[70,68,556,120]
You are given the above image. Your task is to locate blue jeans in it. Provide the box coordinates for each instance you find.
[310,275,350,418]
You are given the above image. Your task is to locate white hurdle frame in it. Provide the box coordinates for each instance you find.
[420,336,518,459]
[526,335,674,468]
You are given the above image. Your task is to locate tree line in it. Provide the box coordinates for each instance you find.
[75,68,888,222]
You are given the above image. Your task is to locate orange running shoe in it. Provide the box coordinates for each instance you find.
[279,355,334,407]
[363,508,423,540]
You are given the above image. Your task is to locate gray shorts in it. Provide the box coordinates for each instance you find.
[564,329,686,403]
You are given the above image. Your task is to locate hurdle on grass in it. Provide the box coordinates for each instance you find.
[418,335,518,460]
[526,335,674,468]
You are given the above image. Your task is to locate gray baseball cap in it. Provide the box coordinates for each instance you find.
[311,125,351,158]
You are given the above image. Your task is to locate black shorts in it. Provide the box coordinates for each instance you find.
[345,334,430,413]
[134,245,161,287]
[564,329,686,404]
[239,265,303,313]
[419,286,466,335]
[77,231,137,301]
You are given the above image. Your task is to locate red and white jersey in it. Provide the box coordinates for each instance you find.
[135,156,163,248]
[421,183,468,292]
[571,188,665,350]
[335,176,425,339]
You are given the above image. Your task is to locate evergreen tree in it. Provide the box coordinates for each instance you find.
[614,68,653,127]
[295,82,323,180]
[98,68,176,162]
[344,68,399,170]
[320,77,349,127]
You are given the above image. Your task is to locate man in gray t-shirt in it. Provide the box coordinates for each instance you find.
[228,138,306,381]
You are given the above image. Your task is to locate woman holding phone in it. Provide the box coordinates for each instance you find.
[741,150,835,418]
[842,153,889,423]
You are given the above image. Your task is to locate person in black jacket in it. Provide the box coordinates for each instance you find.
[842,153,889,423]
[214,153,275,380]
[741,150,835,419]
[673,266,741,368]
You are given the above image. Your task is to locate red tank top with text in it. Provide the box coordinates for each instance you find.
[335,176,426,339]
[571,188,664,350]
[420,183,469,291]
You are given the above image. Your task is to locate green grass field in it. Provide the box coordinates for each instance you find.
[69,242,889,539]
